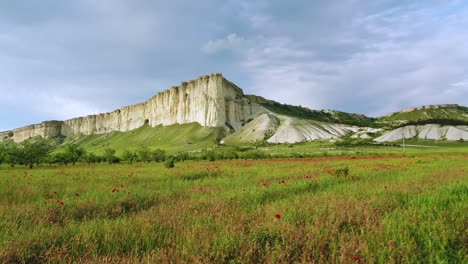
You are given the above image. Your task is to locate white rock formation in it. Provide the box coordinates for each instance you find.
[266,117,355,143]
[221,113,278,144]
[1,74,263,143]
[374,124,468,142]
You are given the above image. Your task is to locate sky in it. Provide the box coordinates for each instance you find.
[1,0,467,131]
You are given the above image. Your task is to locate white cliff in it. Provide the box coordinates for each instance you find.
[1,74,264,143]
[374,124,468,142]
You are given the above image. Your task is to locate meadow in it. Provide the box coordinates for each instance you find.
[0,153,466,263]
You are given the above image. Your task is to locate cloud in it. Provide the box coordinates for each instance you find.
[201,33,245,54]
[235,0,468,116]
[451,80,468,87]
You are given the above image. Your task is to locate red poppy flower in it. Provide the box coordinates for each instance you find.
[353,256,360,262]
[275,214,281,219]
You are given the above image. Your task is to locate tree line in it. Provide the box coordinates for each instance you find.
[0,140,172,169]
[0,139,278,169]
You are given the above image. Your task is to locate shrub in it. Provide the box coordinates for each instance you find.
[151,149,166,162]
[164,156,175,168]
[121,150,137,164]
[334,167,350,177]
[103,147,117,164]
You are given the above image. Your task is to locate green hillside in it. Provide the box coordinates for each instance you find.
[62,123,223,155]
[377,105,468,127]
[246,95,377,127]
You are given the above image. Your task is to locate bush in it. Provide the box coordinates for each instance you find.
[164,156,175,168]
[137,146,152,163]
[122,150,137,164]
[334,167,350,177]
[151,149,166,162]
[103,147,117,164]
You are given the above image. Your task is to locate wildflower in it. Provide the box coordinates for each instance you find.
[353,256,360,262]
[275,214,281,219]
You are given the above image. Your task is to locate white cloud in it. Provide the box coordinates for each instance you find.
[451,80,468,87]
[201,33,245,54]
[237,1,468,116]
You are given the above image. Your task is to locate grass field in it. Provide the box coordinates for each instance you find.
[0,153,467,263]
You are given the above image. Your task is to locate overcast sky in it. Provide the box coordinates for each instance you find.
[1,0,467,131]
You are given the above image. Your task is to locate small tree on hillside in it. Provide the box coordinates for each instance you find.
[103,147,117,164]
[164,156,175,168]
[83,152,98,164]
[0,146,5,165]
[137,146,152,163]
[54,152,70,166]
[4,145,20,167]
[18,140,53,169]
[122,149,137,164]
[63,143,86,165]
[151,148,166,162]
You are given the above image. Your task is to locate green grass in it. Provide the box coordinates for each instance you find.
[0,153,467,263]
[63,123,224,155]
[246,140,468,157]
[378,105,468,126]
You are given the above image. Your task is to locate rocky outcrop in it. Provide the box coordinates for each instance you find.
[374,124,468,142]
[1,74,264,143]
[222,113,381,144]
[1,121,62,142]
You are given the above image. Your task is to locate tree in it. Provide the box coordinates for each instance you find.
[63,143,85,165]
[122,149,137,164]
[4,145,20,167]
[176,151,190,162]
[53,153,68,166]
[103,147,117,164]
[151,148,166,162]
[137,146,152,163]
[164,156,175,168]
[0,146,5,165]
[83,152,98,164]
[18,140,52,169]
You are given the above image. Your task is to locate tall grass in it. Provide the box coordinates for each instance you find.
[0,154,466,263]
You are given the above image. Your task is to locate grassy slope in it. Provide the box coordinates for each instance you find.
[378,105,468,125]
[245,95,377,127]
[0,154,466,263]
[63,123,223,155]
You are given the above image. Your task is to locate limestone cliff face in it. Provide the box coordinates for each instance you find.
[1,74,264,143]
